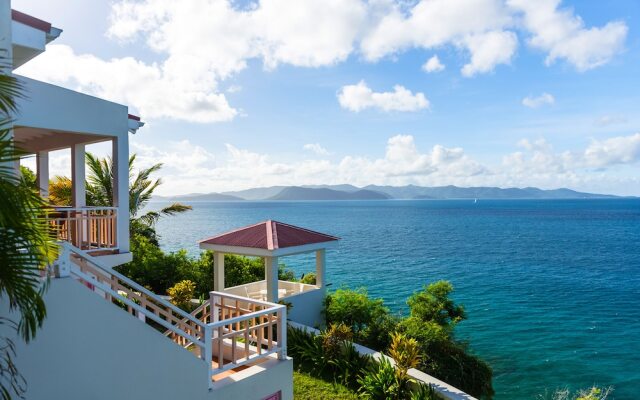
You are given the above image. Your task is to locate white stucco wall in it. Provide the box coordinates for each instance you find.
[14,76,129,137]
[2,278,293,400]
[286,288,325,328]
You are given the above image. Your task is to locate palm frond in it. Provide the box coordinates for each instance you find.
[159,203,192,216]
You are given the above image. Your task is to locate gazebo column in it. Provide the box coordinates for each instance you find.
[265,256,279,303]
[315,249,326,288]
[213,252,225,292]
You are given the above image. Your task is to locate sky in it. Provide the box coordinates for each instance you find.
[13,0,640,196]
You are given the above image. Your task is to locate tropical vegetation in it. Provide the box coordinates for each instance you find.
[288,325,437,400]
[0,62,58,400]
[325,281,494,398]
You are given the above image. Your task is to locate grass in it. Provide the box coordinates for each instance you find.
[293,370,359,400]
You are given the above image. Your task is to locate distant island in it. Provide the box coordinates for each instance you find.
[154,184,624,201]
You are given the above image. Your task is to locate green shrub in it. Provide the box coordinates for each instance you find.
[117,235,296,298]
[358,357,399,399]
[167,280,196,311]
[324,288,398,349]
[300,272,317,285]
[321,323,353,359]
[407,280,465,333]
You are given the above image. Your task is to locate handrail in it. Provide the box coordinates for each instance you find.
[62,242,204,327]
[52,206,118,211]
[61,243,286,388]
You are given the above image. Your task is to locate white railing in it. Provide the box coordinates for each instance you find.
[224,279,319,301]
[205,292,287,378]
[58,243,286,388]
[49,207,117,250]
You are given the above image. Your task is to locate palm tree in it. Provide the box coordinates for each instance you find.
[49,152,191,244]
[0,63,58,400]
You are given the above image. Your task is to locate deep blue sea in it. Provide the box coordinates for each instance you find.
[150,199,640,399]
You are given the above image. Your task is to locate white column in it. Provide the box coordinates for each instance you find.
[213,252,225,292]
[36,151,49,198]
[71,144,85,208]
[0,0,12,71]
[0,1,16,176]
[315,249,326,288]
[265,256,279,303]
[112,135,130,252]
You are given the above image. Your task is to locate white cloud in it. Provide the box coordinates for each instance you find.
[17,45,238,123]
[303,143,330,156]
[337,81,430,112]
[422,55,445,73]
[91,132,639,196]
[508,0,628,71]
[522,92,555,108]
[595,115,627,127]
[459,30,518,76]
[15,0,629,124]
[361,0,518,76]
[583,133,640,168]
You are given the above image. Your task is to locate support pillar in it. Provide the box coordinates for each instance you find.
[315,249,326,288]
[36,151,49,198]
[112,136,130,252]
[213,252,225,292]
[265,256,279,303]
[71,144,85,208]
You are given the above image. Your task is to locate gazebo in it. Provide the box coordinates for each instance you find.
[199,220,339,326]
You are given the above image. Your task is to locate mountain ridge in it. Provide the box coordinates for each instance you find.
[154,184,625,201]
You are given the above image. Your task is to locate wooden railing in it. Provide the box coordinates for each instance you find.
[49,207,117,250]
[60,243,286,388]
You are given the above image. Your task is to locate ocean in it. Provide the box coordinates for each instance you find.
[151,198,640,399]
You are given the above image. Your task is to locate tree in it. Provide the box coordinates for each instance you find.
[0,63,58,400]
[407,280,466,333]
[48,153,191,244]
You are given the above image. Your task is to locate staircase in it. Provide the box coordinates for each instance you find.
[60,243,288,386]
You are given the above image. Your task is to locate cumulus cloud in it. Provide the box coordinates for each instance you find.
[303,143,330,156]
[422,55,445,73]
[133,133,639,195]
[17,45,238,123]
[522,92,555,108]
[460,30,518,76]
[337,81,430,112]
[508,0,628,71]
[15,0,628,123]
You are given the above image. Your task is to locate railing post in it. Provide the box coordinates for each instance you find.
[54,244,71,278]
[277,305,287,360]
[204,324,213,390]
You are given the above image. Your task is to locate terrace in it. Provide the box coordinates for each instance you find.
[199,220,339,327]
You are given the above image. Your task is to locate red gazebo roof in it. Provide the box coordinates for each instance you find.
[199,220,339,251]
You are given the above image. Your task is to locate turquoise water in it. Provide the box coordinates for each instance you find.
[152,199,640,399]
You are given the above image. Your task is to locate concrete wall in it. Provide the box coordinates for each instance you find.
[3,278,293,400]
[286,288,325,328]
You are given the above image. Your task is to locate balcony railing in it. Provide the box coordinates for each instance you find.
[49,207,117,250]
[61,243,286,388]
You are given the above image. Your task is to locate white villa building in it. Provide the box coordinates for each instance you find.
[1,3,475,400]
[1,4,297,400]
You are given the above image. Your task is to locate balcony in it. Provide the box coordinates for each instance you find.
[49,206,118,251]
